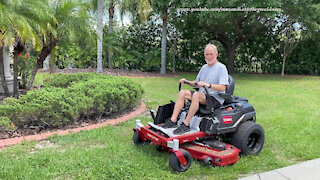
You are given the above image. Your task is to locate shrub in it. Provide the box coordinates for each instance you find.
[0,73,143,129]
[0,117,15,131]
[43,72,105,88]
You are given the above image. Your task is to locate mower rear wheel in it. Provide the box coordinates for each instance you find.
[133,131,143,145]
[169,149,192,172]
[231,121,265,155]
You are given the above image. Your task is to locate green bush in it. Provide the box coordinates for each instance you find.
[43,72,106,88]
[0,73,144,129]
[0,117,15,131]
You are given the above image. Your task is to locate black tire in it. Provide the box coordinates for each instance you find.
[133,131,143,145]
[156,145,166,152]
[169,149,192,172]
[231,121,265,155]
[203,157,213,166]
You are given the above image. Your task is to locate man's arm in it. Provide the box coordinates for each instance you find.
[196,81,226,91]
[181,79,226,91]
[189,80,199,87]
[179,79,198,87]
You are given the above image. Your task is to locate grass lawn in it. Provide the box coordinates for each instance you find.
[0,73,319,179]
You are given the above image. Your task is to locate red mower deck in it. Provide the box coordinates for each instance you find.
[181,142,240,166]
[134,120,241,170]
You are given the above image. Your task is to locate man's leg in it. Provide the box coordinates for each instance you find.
[162,90,192,128]
[171,90,192,122]
[173,92,206,134]
[183,92,206,126]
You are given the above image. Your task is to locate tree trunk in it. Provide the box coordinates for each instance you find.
[172,49,176,73]
[226,45,236,74]
[49,53,55,74]
[22,70,27,89]
[281,38,298,76]
[13,38,24,97]
[172,36,177,73]
[0,46,10,96]
[27,64,39,91]
[97,0,103,73]
[108,0,114,69]
[281,55,286,76]
[21,48,31,89]
[160,8,168,75]
[13,52,19,97]
[27,41,57,91]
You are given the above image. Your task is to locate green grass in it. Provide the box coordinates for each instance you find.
[32,72,54,87]
[0,73,319,179]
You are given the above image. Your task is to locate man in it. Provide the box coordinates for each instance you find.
[163,43,229,134]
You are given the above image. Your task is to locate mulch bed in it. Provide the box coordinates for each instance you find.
[0,106,138,140]
[39,68,179,78]
[0,68,165,140]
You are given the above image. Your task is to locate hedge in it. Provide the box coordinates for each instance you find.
[0,73,144,130]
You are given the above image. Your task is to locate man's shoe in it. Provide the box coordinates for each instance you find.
[173,122,191,135]
[162,119,178,128]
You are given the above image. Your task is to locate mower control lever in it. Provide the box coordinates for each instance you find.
[179,80,192,91]
[150,109,156,121]
[179,80,198,91]
[183,80,191,85]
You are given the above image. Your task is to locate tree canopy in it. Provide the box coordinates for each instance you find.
[0,0,319,96]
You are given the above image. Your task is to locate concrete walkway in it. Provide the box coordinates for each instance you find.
[239,158,320,180]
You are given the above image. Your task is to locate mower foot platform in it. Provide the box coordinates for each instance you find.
[148,122,199,137]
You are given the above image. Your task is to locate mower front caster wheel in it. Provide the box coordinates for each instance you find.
[156,145,162,152]
[133,131,143,145]
[203,157,213,166]
[169,149,192,172]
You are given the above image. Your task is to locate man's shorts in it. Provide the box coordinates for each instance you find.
[190,90,221,109]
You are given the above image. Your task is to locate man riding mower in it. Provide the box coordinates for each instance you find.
[133,75,265,172]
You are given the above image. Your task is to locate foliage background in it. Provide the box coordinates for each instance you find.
[12,0,317,76]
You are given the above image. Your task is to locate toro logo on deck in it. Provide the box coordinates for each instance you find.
[222,116,233,124]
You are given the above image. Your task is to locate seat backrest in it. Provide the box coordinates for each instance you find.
[226,75,235,95]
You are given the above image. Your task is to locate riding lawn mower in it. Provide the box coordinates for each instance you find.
[133,76,265,172]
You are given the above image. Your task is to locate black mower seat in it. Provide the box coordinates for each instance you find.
[225,75,235,95]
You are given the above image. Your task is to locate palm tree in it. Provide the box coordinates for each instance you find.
[0,45,10,96]
[150,0,172,75]
[160,6,168,75]
[103,30,123,61]
[102,0,113,69]
[12,38,24,97]
[93,0,151,71]
[97,0,103,73]
[0,0,52,96]
[27,0,92,89]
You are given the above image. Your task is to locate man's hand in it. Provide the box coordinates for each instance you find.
[196,81,209,87]
[179,78,187,83]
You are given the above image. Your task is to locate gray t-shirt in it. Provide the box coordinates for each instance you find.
[196,62,229,104]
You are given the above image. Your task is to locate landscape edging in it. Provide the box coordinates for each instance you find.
[0,101,146,149]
